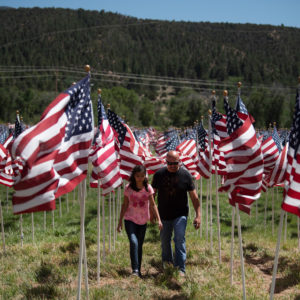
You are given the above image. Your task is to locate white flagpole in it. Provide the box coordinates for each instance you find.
[77,181,85,300]
[270,209,285,300]
[205,178,209,241]
[52,210,55,231]
[214,165,221,263]
[284,212,287,243]
[6,186,8,213]
[66,192,69,213]
[200,175,203,238]
[109,193,112,252]
[59,196,62,218]
[272,188,275,235]
[43,211,46,231]
[73,188,76,206]
[102,192,106,261]
[230,206,235,285]
[31,213,34,243]
[97,180,101,284]
[298,217,300,252]
[208,113,213,253]
[113,191,116,250]
[20,215,24,247]
[82,181,89,300]
[264,189,269,231]
[0,197,6,253]
[235,203,246,300]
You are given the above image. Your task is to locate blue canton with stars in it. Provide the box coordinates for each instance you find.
[197,122,207,150]
[165,133,180,151]
[14,116,23,139]
[97,95,107,126]
[235,95,248,115]
[107,109,127,146]
[272,127,282,153]
[289,90,300,157]
[224,98,243,135]
[64,75,93,142]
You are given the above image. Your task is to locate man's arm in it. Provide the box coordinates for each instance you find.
[189,189,201,229]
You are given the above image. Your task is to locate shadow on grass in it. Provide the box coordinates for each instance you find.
[273,261,300,293]
[24,285,61,299]
[153,294,188,300]
[145,225,160,243]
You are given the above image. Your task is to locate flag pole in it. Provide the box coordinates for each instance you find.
[66,192,69,213]
[235,203,246,300]
[97,179,101,283]
[207,110,213,253]
[20,215,23,247]
[109,192,112,252]
[59,196,62,218]
[52,210,55,231]
[113,191,116,250]
[271,187,275,235]
[284,212,287,243]
[102,192,106,261]
[200,116,204,238]
[43,211,46,231]
[270,209,285,300]
[230,206,235,285]
[297,217,300,252]
[31,212,34,243]
[6,186,8,213]
[211,90,222,263]
[0,195,6,253]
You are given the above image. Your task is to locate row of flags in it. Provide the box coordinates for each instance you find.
[0,74,299,220]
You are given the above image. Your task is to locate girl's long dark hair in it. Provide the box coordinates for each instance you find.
[129,165,148,192]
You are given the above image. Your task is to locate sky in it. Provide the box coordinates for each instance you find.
[1,0,300,28]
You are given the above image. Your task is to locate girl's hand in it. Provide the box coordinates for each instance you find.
[158,221,163,231]
[117,222,122,233]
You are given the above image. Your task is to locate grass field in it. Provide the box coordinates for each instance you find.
[0,178,300,299]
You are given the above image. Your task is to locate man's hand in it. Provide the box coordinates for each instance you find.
[193,216,201,229]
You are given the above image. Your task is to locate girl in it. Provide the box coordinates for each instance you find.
[117,165,162,277]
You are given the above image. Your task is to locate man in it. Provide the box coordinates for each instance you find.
[151,150,201,275]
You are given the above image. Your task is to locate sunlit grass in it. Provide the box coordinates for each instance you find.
[0,180,300,299]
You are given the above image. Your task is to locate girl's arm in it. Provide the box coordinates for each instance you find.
[117,196,129,232]
[149,194,163,230]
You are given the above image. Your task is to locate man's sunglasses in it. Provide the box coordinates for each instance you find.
[166,161,179,166]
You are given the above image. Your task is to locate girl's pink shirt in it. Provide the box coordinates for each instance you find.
[123,184,154,225]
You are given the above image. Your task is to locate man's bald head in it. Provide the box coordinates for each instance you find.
[166,151,180,172]
[166,151,180,161]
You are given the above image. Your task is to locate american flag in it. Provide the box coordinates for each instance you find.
[272,126,282,153]
[266,143,288,188]
[14,115,23,139]
[89,95,122,194]
[211,99,228,138]
[235,94,248,115]
[11,75,94,214]
[218,98,263,214]
[107,109,144,181]
[282,91,300,217]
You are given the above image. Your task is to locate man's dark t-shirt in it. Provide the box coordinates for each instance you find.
[151,167,195,220]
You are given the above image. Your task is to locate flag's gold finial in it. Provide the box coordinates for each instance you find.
[212,90,216,96]
[273,122,276,127]
[106,104,110,109]
[237,82,242,88]
[208,109,212,116]
[223,90,228,97]
[98,88,102,95]
[72,82,76,85]
[85,65,90,73]
[16,110,19,115]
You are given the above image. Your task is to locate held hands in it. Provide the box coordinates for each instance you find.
[193,216,201,230]
[117,222,122,233]
[158,221,163,231]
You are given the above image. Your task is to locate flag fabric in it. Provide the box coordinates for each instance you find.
[261,134,280,176]
[282,91,300,217]
[107,109,144,180]
[89,95,122,194]
[266,143,288,187]
[11,75,93,214]
[218,98,263,214]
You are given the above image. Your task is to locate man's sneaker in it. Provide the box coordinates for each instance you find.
[131,270,139,277]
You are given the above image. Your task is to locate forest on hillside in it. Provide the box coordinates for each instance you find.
[0,7,299,129]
